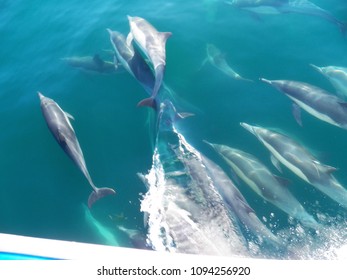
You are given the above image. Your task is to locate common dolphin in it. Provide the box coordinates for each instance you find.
[200,152,285,251]
[201,44,252,82]
[260,78,347,129]
[310,64,347,100]
[205,141,320,229]
[226,0,347,34]
[240,122,347,210]
[106,28,155,96]
[38,92,116,208]
[61,54,119,74]
[127,16,172,109]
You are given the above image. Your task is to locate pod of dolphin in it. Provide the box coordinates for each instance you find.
[37,1,347,257]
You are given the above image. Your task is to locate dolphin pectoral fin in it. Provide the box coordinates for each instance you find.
[292,103,303,126]
[271,154,283,173]
[137,97,156,109]
[88,187,116,208]
[64,111,75,120]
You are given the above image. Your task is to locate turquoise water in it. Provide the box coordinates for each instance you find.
[1,0,347,258]
[0,252,57,260]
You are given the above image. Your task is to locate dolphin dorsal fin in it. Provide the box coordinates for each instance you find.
[158,32,172,43]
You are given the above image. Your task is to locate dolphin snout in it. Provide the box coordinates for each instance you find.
[37,91,44,100]
[240,122,254,134]
[309,64,322,73]
[259,78,272,85]
[203,140,214,148]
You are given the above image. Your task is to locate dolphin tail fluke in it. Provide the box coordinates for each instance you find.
[88,187,116,208]
[137,97,156,109]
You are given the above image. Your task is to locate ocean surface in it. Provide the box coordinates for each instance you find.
[1,0,347,259]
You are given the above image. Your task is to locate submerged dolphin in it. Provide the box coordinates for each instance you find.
[226,0,347,34]
[260,78,347,129]
[106,28,155,96]
[38,92,116,208]
[201,44,252,82]
[61,55,119,74]
[127,16,172,109]
[310,64,347,100]
[200,153,284,250]
[240,122,347,210]
[205,141,320,229]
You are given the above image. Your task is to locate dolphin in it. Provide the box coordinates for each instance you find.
[127,16,172,109]
[106,28,155,96]
[201,44,252,82]
[310,64,347,100]
[240,122,347,210]
[205,141,320,229]
[260,78,347,129]
[226,0,347,34]
[38,92,116,208]
[61,54,119,74]
[199,149,285,251]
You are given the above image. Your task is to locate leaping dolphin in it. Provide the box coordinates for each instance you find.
[201,44,252,82]
[38,92,116,208]
[127,16,172,109]
[205,141,320,229]
[310,64,347,100]
[260,78,347,129]
[61,54,119,74]
[226,0,347,34]
[240,122,347,210]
